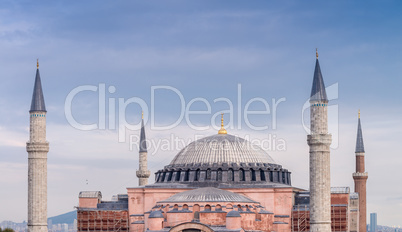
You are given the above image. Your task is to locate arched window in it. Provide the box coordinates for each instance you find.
[239,169,245,181]
[193,204,200,220]
[204,205,211,211]
[226,204,233,210]
[251,169,256,181]
[217,168,222,181]
[282,172,286,183]
[195,169,200,181]
[184,170,190,181]
[206,169,211,180]
[228,169,234,181]
[167,171,173,181]
[215,204,222,211]
[175,170,181,181]
[260,169,266,181]
[183,204,189,210]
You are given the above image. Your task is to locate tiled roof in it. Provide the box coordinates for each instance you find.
[158,187,257,203]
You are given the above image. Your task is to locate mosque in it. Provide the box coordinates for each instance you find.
[25,53,368,232]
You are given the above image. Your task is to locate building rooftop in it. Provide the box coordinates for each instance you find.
[158,187,258,203]
[169,133,276,167]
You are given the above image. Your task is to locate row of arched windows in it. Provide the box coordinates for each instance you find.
[156,168,287,184]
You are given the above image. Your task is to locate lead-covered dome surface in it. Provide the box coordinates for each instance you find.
[153,133,291,187]
[169,134,275,166]
[158,187,257,203]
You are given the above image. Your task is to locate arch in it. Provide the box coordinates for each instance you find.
[184,170,190,181]
[215,204,222,211]
[169,222,214,232]
[282,171,286,183]
[195,169,200,181]
[193,204,200,220]
[237,204,243,211]
[206,168,211,180]
[173,204,179,210]
[226,204,233,209]
[251,168,256,181]
[228,168,234,181]
[260,169,266,181]
[204,204,211,211]
[175,170,181,181]
[217,168,222,181]
[167,171,174,181]
[193,204,200,212]
[183,204,189,210]
[239,168,245,181]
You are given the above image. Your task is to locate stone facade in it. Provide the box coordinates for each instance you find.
[349,193,360,232]
[308,102,332,232]
[27,111,49,232]
[136,151,151,186]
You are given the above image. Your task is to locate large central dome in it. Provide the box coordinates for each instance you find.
[153,133,291,187]
[170,134,276,166]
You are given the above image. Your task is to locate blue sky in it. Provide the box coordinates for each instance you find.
[1,0,401,227]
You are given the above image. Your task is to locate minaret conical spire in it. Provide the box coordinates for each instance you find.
[139,111,147,152]
[307,50,332,232]
[310,50,328,102]
[27,60,49,232]
[355,110,365,153]
[30,60,46,112]
[137,111,150,186]
[353,109,368,232]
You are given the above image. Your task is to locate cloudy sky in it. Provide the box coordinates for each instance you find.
[0,0,401,227]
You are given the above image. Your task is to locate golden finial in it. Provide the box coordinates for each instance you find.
[316,48,318,59]
[218,113,227,134]
[37,59,39,69]
[142,111,144,119]
[358,109,360,119]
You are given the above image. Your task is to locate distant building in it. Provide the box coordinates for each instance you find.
[370,213,377,232]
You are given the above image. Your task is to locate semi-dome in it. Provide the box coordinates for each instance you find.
[169,134,276,166]
[158,187,257,203]
[153,133,291,187]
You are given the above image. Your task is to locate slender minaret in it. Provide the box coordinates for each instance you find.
[353,110,368,232]
[27,60,49,232]
[307,50,332,232]
[136,112,150,186]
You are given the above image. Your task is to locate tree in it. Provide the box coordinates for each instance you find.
[3,228,15,232]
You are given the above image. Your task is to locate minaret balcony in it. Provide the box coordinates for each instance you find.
[352,172,368,177]
[136,170,151,178]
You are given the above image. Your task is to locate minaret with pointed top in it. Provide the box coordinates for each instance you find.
[353,110,368,232]
[136,112,150,186]
[307,50,332,232]
[27,60,49,232]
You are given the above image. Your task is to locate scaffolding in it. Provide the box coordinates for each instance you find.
[292,204,349,232]
[331,204,348,232]
[291,205,309,232]
[77,209,129,232]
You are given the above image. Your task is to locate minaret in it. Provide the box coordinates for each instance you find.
[27,60,49,232]
[136,112,150,186]
[353,110,368,232]
[307,50,332,232]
